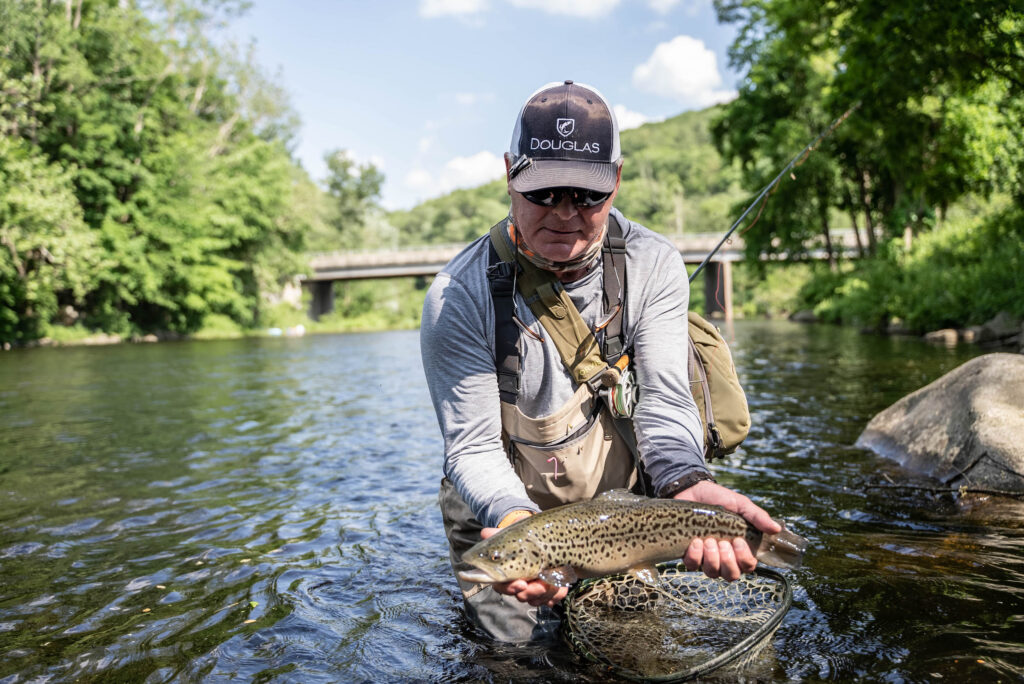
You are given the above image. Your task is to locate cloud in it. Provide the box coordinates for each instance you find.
[632,35,736,107]
[454,92,495,106]
[405,150,505,198]
[613,104,659,130]
[647,0,680,12]
[419,0,487,18]
[506,0,621,18]
[647,0,703,14]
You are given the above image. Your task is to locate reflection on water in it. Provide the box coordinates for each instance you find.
[0,323,1021,682]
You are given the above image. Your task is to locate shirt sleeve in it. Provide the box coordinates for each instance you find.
[420,270,540,527]
[628,242,709,496]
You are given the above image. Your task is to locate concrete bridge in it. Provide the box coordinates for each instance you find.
[302,230,860,320]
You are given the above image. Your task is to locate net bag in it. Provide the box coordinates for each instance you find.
[561,562,792,682]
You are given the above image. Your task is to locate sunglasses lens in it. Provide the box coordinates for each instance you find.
[521,187,610,208]
[575,189,611,207]
[522,189,560,206]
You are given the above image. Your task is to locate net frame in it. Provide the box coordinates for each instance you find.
[561,561,793,682]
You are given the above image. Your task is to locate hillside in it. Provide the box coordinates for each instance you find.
[387,105,745,245]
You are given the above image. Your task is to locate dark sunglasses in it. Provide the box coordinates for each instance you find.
[520,186,612,208]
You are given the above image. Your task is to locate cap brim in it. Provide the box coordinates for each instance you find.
[509,160,618,193]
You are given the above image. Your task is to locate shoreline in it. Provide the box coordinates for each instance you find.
[6,314,1020,353]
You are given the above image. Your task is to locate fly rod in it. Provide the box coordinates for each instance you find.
[688,103,860,283]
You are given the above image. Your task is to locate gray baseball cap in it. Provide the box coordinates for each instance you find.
[507,80,621,193]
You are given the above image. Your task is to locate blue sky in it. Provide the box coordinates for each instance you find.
[231,0,742,209]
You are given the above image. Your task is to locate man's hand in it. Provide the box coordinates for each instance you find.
[674,480,782,581]
[479,526,569,607]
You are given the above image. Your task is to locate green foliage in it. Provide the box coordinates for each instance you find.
[796,204,1024,332]
[315,149,386,251]
[0,137,98,343]
[388,179,509,245]
[713,0,1024,262]
[312,278,428,332]
[0,0,313,344]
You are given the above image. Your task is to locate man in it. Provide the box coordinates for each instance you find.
[420,80,779,642]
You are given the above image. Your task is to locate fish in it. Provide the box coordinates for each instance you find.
[457,489,807,586]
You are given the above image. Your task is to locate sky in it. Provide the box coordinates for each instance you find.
[230,0,743,210]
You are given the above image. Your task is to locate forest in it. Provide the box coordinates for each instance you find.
[1,0,1021,345]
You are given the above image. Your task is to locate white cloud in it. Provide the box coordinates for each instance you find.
[506,0,621,18]
[613,104,658,130]
[647,0,679,12]
[454,92,495,106]
[648,0,705,14]
[405,150,505,198]
[419,0,487,18]
[417,136,437,154]
[632,35,736,107]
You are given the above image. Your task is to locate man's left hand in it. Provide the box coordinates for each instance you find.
[674,480,781,581]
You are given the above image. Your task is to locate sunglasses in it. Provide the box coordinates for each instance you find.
[520,186,612,208]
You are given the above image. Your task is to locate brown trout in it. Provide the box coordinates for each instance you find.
[458,489,807,586]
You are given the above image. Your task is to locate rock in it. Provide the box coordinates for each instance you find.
[80,333,122,346]
[923,328,958,346]
[959,326,984,343]
[856,353,1024,491]
[980,311,1022,342]
[790,310,818,323]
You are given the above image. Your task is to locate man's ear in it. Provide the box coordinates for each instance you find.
[503,153,514,196]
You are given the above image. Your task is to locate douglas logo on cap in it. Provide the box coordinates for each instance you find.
[556,118,575,137]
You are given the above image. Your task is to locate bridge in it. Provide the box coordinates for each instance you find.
[302,230,860,320]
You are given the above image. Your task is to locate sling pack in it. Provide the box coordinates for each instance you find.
[687,312,750,460]
[487,216,749,461]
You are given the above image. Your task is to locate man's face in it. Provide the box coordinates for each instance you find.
[506,160,622,265]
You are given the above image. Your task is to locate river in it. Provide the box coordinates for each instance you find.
[1,322,1022,682]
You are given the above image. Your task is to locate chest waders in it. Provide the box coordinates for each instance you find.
[439,216,643,641]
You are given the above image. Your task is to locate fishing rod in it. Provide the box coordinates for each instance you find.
[688,103,860,284]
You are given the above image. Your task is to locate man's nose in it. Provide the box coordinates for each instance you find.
[550,193,578,220]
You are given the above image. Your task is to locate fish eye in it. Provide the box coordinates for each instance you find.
[490,550,503,561]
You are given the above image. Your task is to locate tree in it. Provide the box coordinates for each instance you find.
[320,149,385,250]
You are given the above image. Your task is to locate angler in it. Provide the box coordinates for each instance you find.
[421,80,782,643]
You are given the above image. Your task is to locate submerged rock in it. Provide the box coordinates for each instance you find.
[856,353,1024,491]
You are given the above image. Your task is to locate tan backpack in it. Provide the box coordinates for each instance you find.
[687,312,750,460]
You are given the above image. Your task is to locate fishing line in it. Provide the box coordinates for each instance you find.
[688,103,861,284]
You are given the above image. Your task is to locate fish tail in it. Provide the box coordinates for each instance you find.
[754,524,808,570]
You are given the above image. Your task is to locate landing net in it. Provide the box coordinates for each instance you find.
[562,561,792,682]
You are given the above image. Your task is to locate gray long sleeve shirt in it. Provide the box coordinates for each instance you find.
[420,208,707,529]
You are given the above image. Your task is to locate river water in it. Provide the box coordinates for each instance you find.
[1,322,1021,682]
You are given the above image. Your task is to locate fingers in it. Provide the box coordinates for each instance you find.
[491,578,567,606]
[732,537,758,574]
[480,527,499,540]
[683,536,753,580]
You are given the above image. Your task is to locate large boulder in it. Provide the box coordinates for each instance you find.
[856,353,1024,491]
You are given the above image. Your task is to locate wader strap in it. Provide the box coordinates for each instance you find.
[601,214,626,361]
[487,240,520,404]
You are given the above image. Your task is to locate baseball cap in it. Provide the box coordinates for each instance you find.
[507,80,621,194]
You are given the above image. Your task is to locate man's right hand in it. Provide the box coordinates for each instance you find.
[479,525,569,607]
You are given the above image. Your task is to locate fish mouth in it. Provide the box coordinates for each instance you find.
[456,568,503,584]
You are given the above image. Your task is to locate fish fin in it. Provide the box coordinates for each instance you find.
[626,563,661,586]
[594,489,645,502]
[538,566,578,587]
[754,523,808,570]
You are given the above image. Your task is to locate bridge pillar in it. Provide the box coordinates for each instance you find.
[309,280,335,320]
[702,261,733,321]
